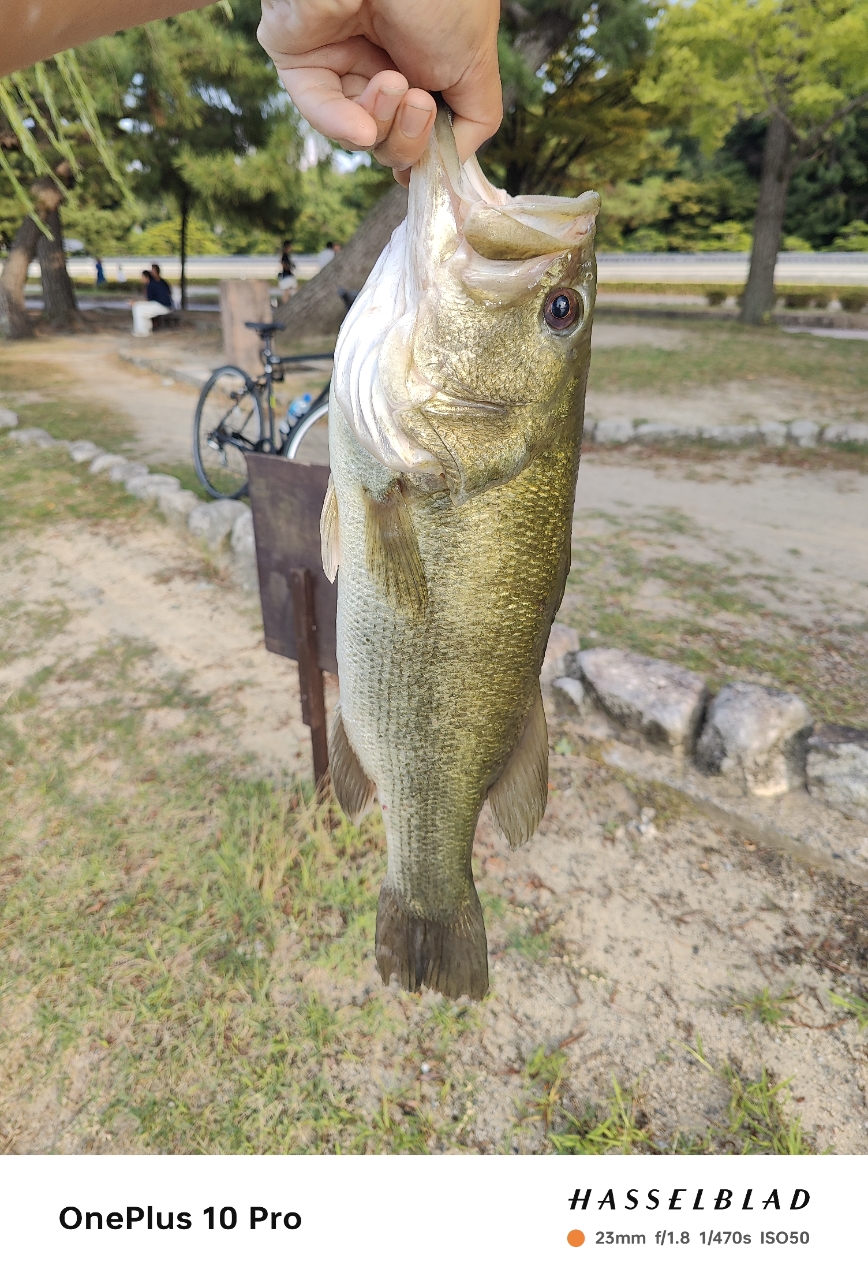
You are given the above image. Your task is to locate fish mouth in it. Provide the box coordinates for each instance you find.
[333,108,600,476]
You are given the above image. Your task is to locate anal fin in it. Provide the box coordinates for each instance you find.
[488,683,549,848]
[328,705,376,821]
[376,881,489,1001]
[363,483,427,615]
[320,474,340,582]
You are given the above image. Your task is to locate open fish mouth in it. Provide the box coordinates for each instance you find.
[333,111,600,480]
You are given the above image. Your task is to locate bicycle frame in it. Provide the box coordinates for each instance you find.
[254,332,333,453]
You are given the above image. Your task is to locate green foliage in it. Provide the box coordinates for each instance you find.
[293,161,391,253]
[833,219,868,250]
[641,0,868,154]
[597,161,757,251]
[0,53,133,245]
[81,3,302,252]
[486,0,659,195]
[130,217,223,257]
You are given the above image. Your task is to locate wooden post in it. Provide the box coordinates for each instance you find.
[219,278,272,370]
[289,567,329,786]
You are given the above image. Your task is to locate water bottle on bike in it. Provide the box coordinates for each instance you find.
[282,393,313,437]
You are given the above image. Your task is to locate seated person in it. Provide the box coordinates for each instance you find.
[149,264,174,309]
[131,269,171,336]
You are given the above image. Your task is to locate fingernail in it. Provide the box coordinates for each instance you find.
[400,103,433,139]
[373,88,403,120]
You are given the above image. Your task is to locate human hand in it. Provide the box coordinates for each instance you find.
[258,0,502,179]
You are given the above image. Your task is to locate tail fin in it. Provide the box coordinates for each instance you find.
[376,881,489,1000]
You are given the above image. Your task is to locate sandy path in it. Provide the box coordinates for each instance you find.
[576,456,868,616]
[0,519,335,780]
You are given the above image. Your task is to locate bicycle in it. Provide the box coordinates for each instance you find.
[192,320,332,500]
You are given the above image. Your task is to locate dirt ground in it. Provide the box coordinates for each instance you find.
[2,323,868,1154]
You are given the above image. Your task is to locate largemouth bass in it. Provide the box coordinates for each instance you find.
[322,112,599,1000]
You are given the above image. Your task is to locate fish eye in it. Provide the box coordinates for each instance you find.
[543,288,581,332]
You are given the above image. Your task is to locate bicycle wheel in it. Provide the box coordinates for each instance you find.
[285,400,329,461]
[193,365,264,499]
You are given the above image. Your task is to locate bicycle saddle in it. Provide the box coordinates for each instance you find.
[244,321,286,334]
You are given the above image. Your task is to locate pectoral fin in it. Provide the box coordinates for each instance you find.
[320,474,340,582]
[328,705,376,821]
[488,684,549,848]
[363,483,427,615]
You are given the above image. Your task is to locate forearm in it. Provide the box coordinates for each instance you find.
[0,0,211,76]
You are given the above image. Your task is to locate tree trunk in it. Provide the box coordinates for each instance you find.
[274,182,408,342]
[502,10,577,113]
[38,203,78,329]
[180,188,190,311]
[0,215,40,340]
[740,114,794,326]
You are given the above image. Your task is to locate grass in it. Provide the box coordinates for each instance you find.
[562,508,868,728]
[587,318,868,405]
[0,641,483,1154]
[829,990,868,1029]
[728,986,799,1027]
[522,1039,814,1155]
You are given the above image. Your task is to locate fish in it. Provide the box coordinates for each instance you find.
[322,110,599,1001]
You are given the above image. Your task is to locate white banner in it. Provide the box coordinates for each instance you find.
[0,1153,856,1278]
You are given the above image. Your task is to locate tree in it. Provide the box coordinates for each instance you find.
[641,0,868,324]
[0,54,131,336]
[276,1,656,342]
[486,0,657,196]
[92,0,302,307]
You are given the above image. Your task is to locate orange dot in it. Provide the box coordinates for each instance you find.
[567,1230,585,1248]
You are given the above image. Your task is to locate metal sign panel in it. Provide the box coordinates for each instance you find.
[246,454,338,674]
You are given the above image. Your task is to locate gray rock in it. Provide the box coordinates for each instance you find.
[108,460,149,484]
[552,676,586,712]
[157,488,200,522]
[700,425,759,444]
[824,422,868,444]
[788,419,819,448]
[230,506,256,559]
[696,681,813,797]
[67,440,102,462]
[595,417,635,444]
[89,452,127,475]
[188,498,248,549]
[759,421,787,447]
[7,427,57,448]
[541,622,580,685]
[0,408,19,429]
[126,473,181,499]
[634,422,697,441]
[567,647,709,751]
[806,725,868,823]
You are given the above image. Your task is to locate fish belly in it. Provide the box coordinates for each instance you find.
[329,397,579,998]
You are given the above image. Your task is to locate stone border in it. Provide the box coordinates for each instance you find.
[6,426,867,878]
[544,627,868,880]
[586,417,868,447]
[4,427,257,588]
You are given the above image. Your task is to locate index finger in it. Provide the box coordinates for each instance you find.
[275,37,399,149]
